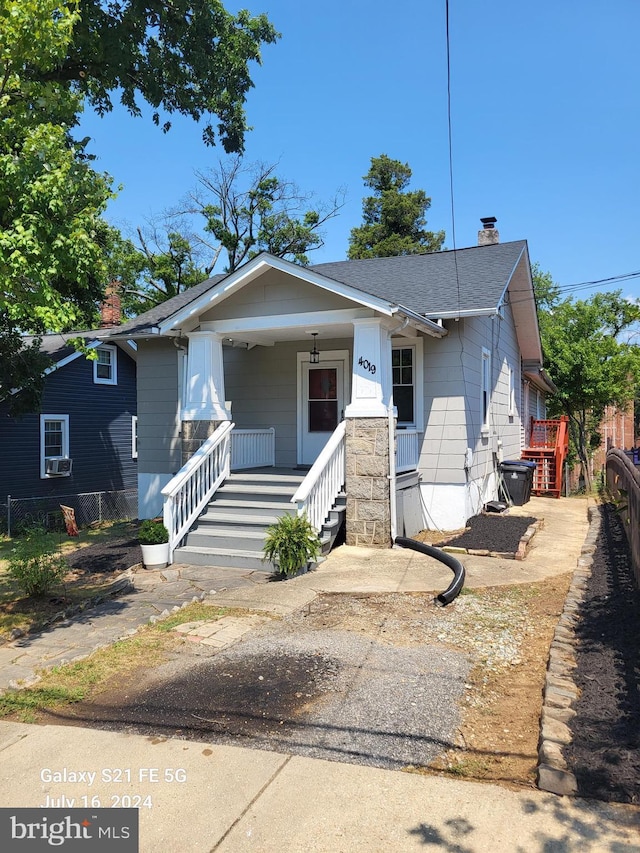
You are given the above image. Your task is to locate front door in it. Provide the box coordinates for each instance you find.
[299,361,345,465]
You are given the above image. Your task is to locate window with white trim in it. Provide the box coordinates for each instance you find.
[40,415,70,478]
[481,348,491,431]
[93,345,117,385]
[132,415,138,459]
[508,365,515,417]
[392,346,415,425]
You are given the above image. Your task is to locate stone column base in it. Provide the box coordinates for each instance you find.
[181,420,222,467]
[345,417,392,547]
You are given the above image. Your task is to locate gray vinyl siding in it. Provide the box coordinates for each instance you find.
[0,348,137,500]
[225,338,352,468]
[418,303,523,488]
[136,338,181,474]
[200,269,359,322]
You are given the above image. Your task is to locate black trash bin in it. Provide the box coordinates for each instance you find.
[500,460,536,505]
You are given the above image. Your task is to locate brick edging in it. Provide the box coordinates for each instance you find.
[536,504,600,796]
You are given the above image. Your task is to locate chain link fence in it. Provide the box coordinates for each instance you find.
[2,489,138,537]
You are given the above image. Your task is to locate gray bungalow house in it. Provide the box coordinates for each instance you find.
[111,220,554,569]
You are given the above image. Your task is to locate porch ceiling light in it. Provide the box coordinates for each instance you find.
[310,332,320,364]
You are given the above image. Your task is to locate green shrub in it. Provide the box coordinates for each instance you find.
[8,527,68,597]
[138,519,169,545]
[262,513,320,577]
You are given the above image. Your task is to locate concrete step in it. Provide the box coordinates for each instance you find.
[185,527,267,551]
[200,502,294,520]
[216,483,299,501]
[227,472,305,486]
[174,544,274,571]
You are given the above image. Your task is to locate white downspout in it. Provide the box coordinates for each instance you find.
[389,407,398,542]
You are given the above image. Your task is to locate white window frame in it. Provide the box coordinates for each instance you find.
[481,347,491,434]
[93,345,118,385]
[40,414,70,478]
[132,415,138,459]
[508,364,516,418]
[391,339,424,431]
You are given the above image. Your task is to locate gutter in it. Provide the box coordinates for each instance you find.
[393,305,448,338]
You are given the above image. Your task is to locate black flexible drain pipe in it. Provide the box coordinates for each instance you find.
[395,536,465,607]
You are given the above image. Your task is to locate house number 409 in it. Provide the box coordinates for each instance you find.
[358,356,376,375]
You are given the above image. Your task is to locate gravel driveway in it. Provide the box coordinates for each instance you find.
[56,617,470,771]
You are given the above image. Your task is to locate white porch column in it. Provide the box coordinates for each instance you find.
[344,318,396,548]
[344,318,395,418]
[182,331,230,422]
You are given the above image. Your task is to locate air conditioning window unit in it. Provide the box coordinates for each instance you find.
[46,458,73,476]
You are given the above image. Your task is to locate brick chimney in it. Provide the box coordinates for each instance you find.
[478,216,499,246]
[99,281,122,328]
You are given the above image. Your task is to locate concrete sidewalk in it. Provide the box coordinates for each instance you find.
[2,494,638,851]
[0,719,638,851]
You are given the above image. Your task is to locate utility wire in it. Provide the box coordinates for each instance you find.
[445,0,461,317]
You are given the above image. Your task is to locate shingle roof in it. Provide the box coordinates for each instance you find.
[113,275,227,336]
[108,242,528,335]
[21,330,103,363]
[311,241,528,316]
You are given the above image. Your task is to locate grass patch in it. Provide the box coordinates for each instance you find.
[0,521,139,639]
[0,603,231,721]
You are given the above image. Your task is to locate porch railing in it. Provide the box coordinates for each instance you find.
[162,421,233,562]
[396,429,420,473]
[231,427,275,470]
[292,421,346,532]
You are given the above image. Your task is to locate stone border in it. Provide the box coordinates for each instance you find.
[3,571,135,645]
[441,518,544,561]
[536,504,600,796]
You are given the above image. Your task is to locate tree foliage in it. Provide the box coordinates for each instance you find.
[111,225,213,315]
[30,0,279,151]
[534,269,640,490]
[348,154,444,259]
[0,0,116,410]
[187,157,344,272]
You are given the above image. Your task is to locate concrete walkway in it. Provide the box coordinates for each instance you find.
[1,495,639,851]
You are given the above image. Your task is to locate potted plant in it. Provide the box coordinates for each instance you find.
[262,512,321,578]
[138,519,170,569]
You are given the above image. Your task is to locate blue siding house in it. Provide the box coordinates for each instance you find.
[0,331,138,528]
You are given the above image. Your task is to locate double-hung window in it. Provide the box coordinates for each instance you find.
[40,415,69,477]
[392,346,415,426]
[481,348,491,432]
[94,345,117,385]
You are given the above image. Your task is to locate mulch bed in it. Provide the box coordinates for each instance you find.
[434,513,537,552]
[564,503,640,804]
[65,536,142,574]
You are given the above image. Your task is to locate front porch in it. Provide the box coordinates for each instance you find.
[161,420,421,569]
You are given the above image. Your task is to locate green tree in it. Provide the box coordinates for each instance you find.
[348,154,444,259]
[113,225,214,315]
[30,0,279,152]
[534,271,640,491]
[188,157,344,272]
[0,0,115,410]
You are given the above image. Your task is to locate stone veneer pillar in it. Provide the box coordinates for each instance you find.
[181,420,223,468]
[345,417,392,547]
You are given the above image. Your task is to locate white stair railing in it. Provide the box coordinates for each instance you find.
[231,427,275,470]
[292,421,346,532]
[396,429,420,473]
[162,421,233,562]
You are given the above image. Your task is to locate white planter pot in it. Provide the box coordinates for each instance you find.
[140,542,169,570]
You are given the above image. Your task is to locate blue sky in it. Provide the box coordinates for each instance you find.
[79,1,640,299]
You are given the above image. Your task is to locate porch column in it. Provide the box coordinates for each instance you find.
[181,331,231,465]
[344,318,395,548]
